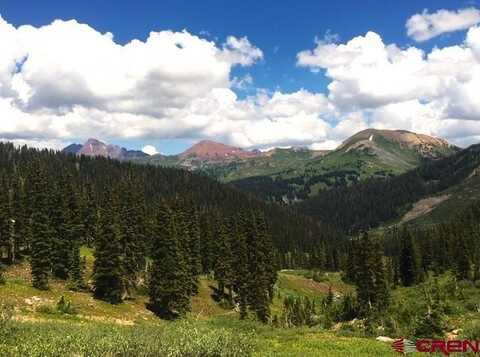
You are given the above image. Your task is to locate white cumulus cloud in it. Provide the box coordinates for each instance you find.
[142,145,159,155]
[2,12,480,152]
[297,22,480,147]
[406,7,480,42]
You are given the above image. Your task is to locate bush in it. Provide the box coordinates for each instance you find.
[56,296,77,315]
[413,309,445,339]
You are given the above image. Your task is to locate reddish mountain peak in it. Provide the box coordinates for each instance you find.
[79,138,108,156]
[78,138,125,159]
[181,140,256,159]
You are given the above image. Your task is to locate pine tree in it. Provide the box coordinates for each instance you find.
[252,211,276,321]
[0,185,8,283]
[455,232,470,280]
[118,184,146,298]
[29,166,51,290]
[214,219,233,300]
[174,203,200,298]
[65,177,85,290]
[50,181,71,279]
[148,204,190,319]
[186,205,202,296]
[372,238,390,311]
[231,215,250,319]
[355,232,376,314]
[93,199,124,304]
[399,229,419,286]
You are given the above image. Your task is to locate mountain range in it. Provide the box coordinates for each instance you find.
[63,129,458,202]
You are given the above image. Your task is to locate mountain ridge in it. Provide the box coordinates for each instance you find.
[63,128,455,162]
[62,129,459,202]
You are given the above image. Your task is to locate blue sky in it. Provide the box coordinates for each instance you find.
[1,1,480,154]
[2,0,473,94]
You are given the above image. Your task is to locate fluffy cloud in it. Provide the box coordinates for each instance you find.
[3,12,480,152]
[406,7,480,42]
[221,36,263,66]
[297,31,477,112]
[296,21,480,147]
[4,18,257,116]
[142,145,158,155]
[0,15,337,150]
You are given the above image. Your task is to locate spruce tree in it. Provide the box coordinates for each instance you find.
[149,204,190,319]
[355,232,376,314]
[29,166,51,290]
[455,233,470,280]
[372,238,390,311]
[399,229,419,286]
[65,177,85,290]
[252,211,276,321]
[118,184,146,298]
[93,199,124,304]
[50,181,71,279]
[231,216,250,319]
[214,219,233,299]
[186,205,202,296]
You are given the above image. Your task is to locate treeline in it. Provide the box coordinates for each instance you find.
[344,197,480,307]
[383,199,480,285]
[298,144,480,233]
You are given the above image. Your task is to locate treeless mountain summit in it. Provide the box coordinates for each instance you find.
[338,129,456,159]
[180,140,258,159]
[77,138,125,159]
[67,138,147,160]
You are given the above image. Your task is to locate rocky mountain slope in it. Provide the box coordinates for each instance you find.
[63,138,148,160]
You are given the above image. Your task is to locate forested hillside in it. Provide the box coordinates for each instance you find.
[64,129,457,204]
[298,143,480,233]
[0,142,345,320]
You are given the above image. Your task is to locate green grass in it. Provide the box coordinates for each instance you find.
[1,263,400,356]
[6,263,480,356]
[11,264,480,356]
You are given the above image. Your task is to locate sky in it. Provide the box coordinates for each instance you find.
[1,1,480,154]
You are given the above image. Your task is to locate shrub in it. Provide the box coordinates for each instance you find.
[56,296,77,315]
[413,309,445,339]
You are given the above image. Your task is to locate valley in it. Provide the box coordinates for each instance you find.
[3,3,480,356]
[64,128,458,202]
[2,133,480,356]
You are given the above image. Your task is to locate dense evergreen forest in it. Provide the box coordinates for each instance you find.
[0,142,343,320]
[298,144,480,233]
[276,198,480,336]
[381,199,480,284]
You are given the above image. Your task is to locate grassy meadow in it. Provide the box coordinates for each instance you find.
[3,248,480,356]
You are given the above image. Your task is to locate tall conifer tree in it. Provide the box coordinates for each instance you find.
[149,204,190,318]
[93,195,123,304]
[30,166,51,290]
